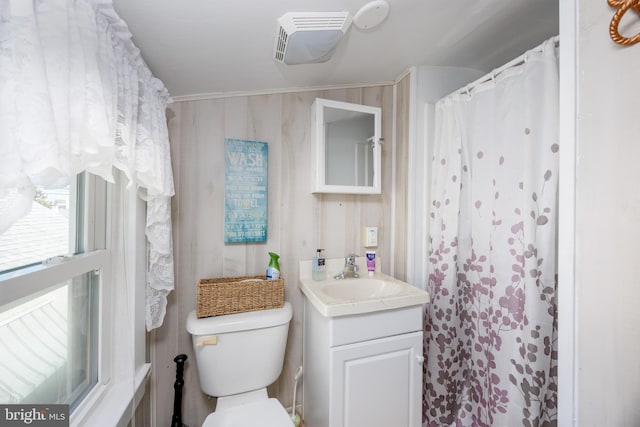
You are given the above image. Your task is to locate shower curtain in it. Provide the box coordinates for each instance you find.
[423,39,558,427]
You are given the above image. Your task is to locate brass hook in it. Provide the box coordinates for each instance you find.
[609,0,640,46]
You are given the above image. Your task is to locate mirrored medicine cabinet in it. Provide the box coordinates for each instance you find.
[311,98,382,194]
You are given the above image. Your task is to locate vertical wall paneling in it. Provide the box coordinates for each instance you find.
[222,97,249,276]
[393,75,411,282]
[155,85,398,426]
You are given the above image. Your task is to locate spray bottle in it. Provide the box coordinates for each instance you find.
[266,252,281,280]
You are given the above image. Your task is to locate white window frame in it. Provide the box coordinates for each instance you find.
[71,173,150,427]
[0,173,150,427]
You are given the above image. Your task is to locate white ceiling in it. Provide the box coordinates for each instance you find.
[112,0,559,100]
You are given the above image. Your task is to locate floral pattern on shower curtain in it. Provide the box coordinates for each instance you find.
[423,40,558,427]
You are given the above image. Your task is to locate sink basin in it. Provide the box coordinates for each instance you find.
[321,279,404,300]
[299,258,429,317]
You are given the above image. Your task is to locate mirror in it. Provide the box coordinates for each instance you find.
[311,98,382,194]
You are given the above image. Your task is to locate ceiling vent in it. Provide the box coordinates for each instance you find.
[274,12,352,65]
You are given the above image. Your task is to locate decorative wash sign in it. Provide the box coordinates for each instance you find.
[224,139,268,243]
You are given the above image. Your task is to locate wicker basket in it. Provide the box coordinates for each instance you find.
[196,275,284,318]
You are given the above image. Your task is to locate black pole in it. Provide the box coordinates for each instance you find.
[171,354,188,427]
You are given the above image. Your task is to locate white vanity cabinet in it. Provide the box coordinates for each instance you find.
[302,299,424,427]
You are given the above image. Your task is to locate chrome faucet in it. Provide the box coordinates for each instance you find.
[334,254,360,279]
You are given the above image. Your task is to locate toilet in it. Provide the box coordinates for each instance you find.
[186,302,293,427]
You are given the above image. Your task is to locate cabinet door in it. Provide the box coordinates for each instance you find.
[330,331,423,427]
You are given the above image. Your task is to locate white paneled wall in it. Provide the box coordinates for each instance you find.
[151,82,410,426]
[573,1,640,424]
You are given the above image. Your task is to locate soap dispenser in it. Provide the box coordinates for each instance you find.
[312,249,326,281]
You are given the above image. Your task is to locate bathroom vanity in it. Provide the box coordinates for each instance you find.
[299,259,429,427]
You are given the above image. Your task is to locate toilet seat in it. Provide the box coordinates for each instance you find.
[202,398,292,427]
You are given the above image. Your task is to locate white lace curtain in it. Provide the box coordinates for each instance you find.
[0,0,174,330]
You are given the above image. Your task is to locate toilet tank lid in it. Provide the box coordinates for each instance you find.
[187,301,292,335]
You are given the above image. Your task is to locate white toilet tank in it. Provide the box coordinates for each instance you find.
[186,302,292,397]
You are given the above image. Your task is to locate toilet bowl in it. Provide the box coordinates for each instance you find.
[186,302,293,427]
[202,390,292,426]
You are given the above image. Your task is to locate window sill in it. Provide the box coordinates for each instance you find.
[70,363,151,427]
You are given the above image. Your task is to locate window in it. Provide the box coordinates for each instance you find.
[0,173,106,412]
[0,186,72,272]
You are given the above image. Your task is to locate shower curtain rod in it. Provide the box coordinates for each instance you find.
[449,35,559,98]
